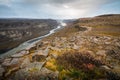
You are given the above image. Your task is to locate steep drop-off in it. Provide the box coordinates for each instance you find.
[0,19,58,53]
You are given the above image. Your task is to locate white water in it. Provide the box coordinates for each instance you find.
[0,21,66,58]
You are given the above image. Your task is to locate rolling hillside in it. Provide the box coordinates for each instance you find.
[75,14,120,36]
[0,14,120,80]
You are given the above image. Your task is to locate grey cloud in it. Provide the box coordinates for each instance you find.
[20,0,119,19]
[0,5,16,17]
[24,0,75,4]
[0,0,119,19]
[23,0,116,10]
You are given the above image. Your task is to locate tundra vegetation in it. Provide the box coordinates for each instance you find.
[0,14,120,80]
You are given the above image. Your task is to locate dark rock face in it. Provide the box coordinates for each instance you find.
[0,19,58,53]
[106,71,120,80]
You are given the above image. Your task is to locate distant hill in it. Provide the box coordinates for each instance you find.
[75,14,120,27]
[96,14,120,17]
[73,14,120,36]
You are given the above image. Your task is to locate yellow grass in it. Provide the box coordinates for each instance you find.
[45,58,57,71]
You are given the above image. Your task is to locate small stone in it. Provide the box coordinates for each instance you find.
[93,37,99,43]
[87,51,95,57]
[46,56,51,61]
[100,65,111,70]
[50,47,61,52]
[105,42,111,45]
[73,44,79,50]
[96,50,106,58]
[51,53,58,59]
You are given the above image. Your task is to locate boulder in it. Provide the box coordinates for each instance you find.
[32,55,46,62]
[96,50,106,58]
[73,44,79,50]
[43,47,50,56]
[87,51,95,57]
[31,48,50,62]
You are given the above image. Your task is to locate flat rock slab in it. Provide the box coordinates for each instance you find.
[33,47,49,57]
[11,50,29,58]
[10,62,46,80]
[50,47,61,52]
[39,67,59,79]
[20,57,31,68]
[1,58,12,67]
[2,58,24,67]
[26,62,45,70]
[11,67,58,80]
[43,47,49,56]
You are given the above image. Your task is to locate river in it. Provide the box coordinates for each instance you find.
[0,21,66,58]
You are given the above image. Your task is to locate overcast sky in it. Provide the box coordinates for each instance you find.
[0,0,120,19]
